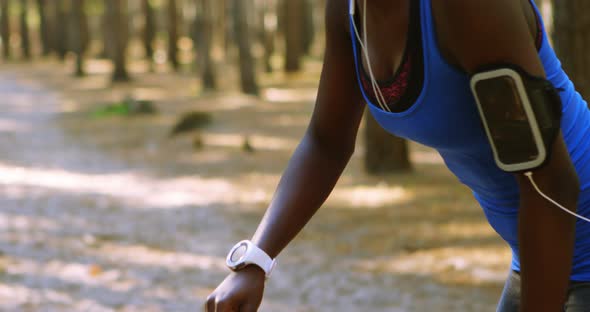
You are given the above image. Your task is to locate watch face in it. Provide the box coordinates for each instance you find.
[230,242,248,263]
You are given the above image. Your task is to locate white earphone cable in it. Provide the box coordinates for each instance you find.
[361,0,390,112]
[525,171,590,223]
[350,0,391,112]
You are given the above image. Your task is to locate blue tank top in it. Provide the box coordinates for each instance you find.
[349,0,590,281]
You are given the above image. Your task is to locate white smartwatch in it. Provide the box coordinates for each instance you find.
[226,240,277,279]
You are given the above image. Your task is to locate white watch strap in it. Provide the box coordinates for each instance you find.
[243,241,277,279]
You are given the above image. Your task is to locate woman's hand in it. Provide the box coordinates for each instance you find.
[205,265,266,312]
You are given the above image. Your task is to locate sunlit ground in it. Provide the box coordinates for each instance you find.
[0,60,510,311]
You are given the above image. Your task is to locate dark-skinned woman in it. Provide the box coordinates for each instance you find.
[206,1,590,311]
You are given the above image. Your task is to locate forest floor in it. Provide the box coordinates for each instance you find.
[0,59,511,311]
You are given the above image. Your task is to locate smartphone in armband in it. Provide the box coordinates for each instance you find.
[470,65,562,173]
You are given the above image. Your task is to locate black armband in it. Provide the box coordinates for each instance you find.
[470,64,562,172]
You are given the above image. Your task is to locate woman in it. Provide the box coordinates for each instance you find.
[206,0,590,311]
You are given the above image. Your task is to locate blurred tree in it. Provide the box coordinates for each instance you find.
[104,0,129,82]
[214,0,228,57]
[70,0,89,76]
[141,0,155,68]
[232,0,259,95]
[283,0,304,72]
[365,112,412,174]
[54,0,68,60]
[36,0,52,56]
[19,0,29,59]
[100,2,112,59]
[0,0,9,59]
[167,0,179,70]
[259,0,276,73]
[301,0,314,55]
[194,0,217,90]
[553,0,590,100]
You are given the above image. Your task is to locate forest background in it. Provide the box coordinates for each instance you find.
[0,0,589,311]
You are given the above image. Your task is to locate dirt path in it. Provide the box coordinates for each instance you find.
[0,65,511,311]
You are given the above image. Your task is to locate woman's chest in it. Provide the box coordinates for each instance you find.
[368,78,488,151]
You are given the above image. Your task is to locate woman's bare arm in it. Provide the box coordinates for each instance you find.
[206,2,366,309]
[251,0,365,260]
[437,0,580,310]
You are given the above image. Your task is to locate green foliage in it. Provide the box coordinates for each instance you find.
[91,97,157,118]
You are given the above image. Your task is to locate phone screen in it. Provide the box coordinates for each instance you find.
[474,76,539,165]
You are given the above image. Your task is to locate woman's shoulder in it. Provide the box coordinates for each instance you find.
[431,0,540,73]
[325,0,352,40]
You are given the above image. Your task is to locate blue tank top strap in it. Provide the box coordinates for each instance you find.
[418,0,440,66]
[528,0,548,51]
[527,0,570,93]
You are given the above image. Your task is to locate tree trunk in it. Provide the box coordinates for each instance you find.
[104,0,129,82]
[195,0,216,90]
[100,7,109,59]
[225,0,233,59]
[301,0,314,55]
[283,0,304,72]
[1,0,10,59]
[141,0,155,66]
[19,0,29,59]
[232,0,259,95]
[167,0,179,70]
[553,0,590,101]
[364,112,412,174]
[36,0,52,55]
[259,0,276,73]
[54,0,68,60]
[216,0,230,59]
[70,0,88,76]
